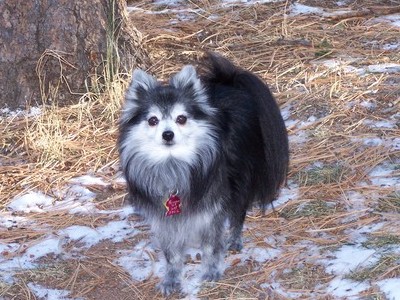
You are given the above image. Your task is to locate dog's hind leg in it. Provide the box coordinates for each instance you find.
[227,206,247,252]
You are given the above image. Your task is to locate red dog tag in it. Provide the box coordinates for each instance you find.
[164,194,181,216]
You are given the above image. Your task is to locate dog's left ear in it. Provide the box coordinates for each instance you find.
[171,65,215,115]
[171,65,203,94]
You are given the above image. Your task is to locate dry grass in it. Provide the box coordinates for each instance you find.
[1,0,400,299]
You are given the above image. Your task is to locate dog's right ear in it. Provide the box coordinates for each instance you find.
[132,69,157,91]
[121,70,157,124]
[126,69,158,101]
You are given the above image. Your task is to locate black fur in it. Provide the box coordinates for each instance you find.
[118,52,289,295]
[202,53,289,249]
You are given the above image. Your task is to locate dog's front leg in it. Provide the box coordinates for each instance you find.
[201,217,225,282]
[157,237,184,296]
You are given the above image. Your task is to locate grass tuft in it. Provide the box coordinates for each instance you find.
[279,200,338,219]
[280,264,332,290]
[295,163,347,186]
[362,235,400,249]
[377,192,400,213]
[346,254,400,282]
[315,38,334,58]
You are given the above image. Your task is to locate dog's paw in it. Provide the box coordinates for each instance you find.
[157,278,181,296]
[227,238,243,252]
[202,267,222,282]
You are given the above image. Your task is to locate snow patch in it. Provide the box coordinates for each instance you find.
[336,0,349,6]
[289,3,353,18]
[351,136,400,151]
[0,214,33,229]
[383,42,400,50]
[116,241,160,282]
[266,182,298,209]
[222,0,282,5]
[0,107,42,118]
[345,191,367,210]
[28,282,73,300]
[70,175,108,186]
[346,222,385,245]
[327,277,370,298]
[242,246,281,263]
[25,238,63,261]
[287,116,320,144]
[7,185,101,215]
[344,63,400,76]
[366,63,400,74]
[377,278,400,300]
[323,245,378,275]
[289,3,324,16]
[369,164,400,188]
[371,14,400,28]
[59,220,137,248]
[8,192,54,213]
[364,119,397,129]
[0,237,62,271]
[280,104,291,121]
[59,225,102,247]
[262,281,301,299]
[360,100,377,110]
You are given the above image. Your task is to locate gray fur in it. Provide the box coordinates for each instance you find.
[118,53,289,296]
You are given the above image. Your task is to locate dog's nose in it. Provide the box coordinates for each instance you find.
[162,130,174,142]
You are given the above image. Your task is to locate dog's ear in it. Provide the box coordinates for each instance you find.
[170,65,203,93]
[126,69,158,101]
[132,69,157,91]
[121,70,157,124]
[171,65,215,115]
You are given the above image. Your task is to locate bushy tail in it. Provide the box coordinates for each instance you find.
[202,52,289,203]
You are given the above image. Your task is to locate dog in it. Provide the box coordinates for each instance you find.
[118,53,289,295]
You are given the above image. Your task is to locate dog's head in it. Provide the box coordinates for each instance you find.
[119,65,218,166]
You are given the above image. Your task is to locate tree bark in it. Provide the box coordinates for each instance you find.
[0,0,148,109]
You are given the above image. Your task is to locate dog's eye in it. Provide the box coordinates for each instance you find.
[176,115,187,125]
[148,116,159,126]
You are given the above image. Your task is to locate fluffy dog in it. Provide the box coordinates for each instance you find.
[118,53,289,295]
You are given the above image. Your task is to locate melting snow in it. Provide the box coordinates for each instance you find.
[321,245,381,298]
[370,14,400,28]
[8,191,54,213]
[58,220,138,248]
[69,175,108,186]
[369,164,400,188]
[377,278,400,300]
[323,245,378,275]
[315,59,400,76]
[366,63,400,73]
[267,182,298,209]
[289,3,325,16]
[327,277,370,298]
[289,3,352,18]
[364,119,397,129]
[383,42,400,50]
[28,282,73,300]
[0,237,62,272]
[0,106,42,118]
[222,0,282,4]
[116,241,158,282]
[238,246,281,263]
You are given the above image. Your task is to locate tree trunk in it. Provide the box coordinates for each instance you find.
[0,0,148,109]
